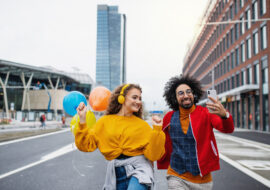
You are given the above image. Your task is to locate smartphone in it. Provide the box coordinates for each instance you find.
[207,89,217,103]
[207,90,217,113]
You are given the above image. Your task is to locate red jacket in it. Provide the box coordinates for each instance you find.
[157,106,234,176]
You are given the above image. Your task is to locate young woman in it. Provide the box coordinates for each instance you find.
[75,84,165,190]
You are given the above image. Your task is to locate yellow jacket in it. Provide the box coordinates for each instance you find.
[74,114,165,161]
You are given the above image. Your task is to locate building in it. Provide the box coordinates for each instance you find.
[183,0,269,132]
[96,5,126,91]
[0,60,94,120]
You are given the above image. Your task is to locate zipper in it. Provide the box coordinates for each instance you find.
[189,114,203,177]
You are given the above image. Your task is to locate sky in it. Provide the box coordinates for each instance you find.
[0,0,209,111]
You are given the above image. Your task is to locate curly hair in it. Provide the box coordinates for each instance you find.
[163,74,204,111]
[105,84,143,118]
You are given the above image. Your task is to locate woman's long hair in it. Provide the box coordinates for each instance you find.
[163,75,204,111]
[105,84,143,118]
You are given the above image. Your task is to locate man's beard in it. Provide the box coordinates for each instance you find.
[179,98,194,109]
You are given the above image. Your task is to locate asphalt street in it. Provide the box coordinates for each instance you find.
[0,126,269,189]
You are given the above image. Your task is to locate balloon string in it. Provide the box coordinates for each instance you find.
[71,143,85,177]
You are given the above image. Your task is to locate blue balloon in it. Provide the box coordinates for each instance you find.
[63,91,87,116]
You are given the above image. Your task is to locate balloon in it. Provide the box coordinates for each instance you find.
[63,91,87,116]
[70,110,96,135]
[89,86,111,111]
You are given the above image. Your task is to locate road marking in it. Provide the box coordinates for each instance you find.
[0,129,70,146]
[220,154,270,188]
[237,160,270,170]
[0,143,76,180]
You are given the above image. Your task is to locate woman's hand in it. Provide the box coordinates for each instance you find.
[76,102,87,124]
[152,115,163,126]
[206,96,227,118]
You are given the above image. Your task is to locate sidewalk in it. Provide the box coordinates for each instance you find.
[0,119,70,133]
[229,128,270,145]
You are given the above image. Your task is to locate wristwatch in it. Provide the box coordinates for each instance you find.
[222,112,230,119]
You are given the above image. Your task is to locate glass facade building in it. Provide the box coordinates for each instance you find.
[96,5,126,91]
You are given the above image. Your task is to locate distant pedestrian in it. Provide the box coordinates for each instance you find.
[157,75,234,190]
[74,84,165,189]
[40,114,46,128]
[61,115,66,127]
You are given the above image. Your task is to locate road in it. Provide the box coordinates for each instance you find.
[0,128,269,190]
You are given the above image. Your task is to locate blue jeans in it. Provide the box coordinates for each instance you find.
[115,166,149,190]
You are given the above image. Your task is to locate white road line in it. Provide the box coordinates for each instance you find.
[0,143,76,180]
[0,129,70,146]
[220,154,270,188]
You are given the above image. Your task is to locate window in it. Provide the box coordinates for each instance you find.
[252,1,258,24]
[234,0,238,15]
[241,42,246,62]
[260,0,266,16]
[246,37,252,59]
[240,0,244,8]
[227,55,230,72]
[230,28,234,44]
[227,78,231,90]
[226,33,230,48]
[235,47,240,66]
[223,59,226,74]
[235,23,239,40]
[232,76,235,89]
[247,67,252,84]
[241,70,246,85]
[231,51,235,69]
[253,31,259,55]
[236,73,240,87]
[261,25,267,50]
[230,5,234,19]
[254,64,260,84]
[245,9,251,30]
[240,16,245,35]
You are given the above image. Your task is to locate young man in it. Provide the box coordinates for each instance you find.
[157,75,234,190]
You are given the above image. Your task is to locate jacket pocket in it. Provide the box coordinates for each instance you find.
[210,140,218,156]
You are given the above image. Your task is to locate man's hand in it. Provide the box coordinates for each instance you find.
[206,96,227,118]
[152,115,163,126]
[76,102,87,124]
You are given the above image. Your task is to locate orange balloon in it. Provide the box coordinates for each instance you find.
[89,86,111,111]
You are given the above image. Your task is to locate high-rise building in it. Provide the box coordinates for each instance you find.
[183,0,269,132]
[96,5,126,91]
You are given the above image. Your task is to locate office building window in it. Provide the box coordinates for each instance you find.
[241,70,246,85]
[246,37,252,59]
[236,47,240,66]
[234,0,238,15]
[253,31,259,55]
[232,76,235,89]
[252,1,258,24]
[223,59,226,74]
[240,0,244,8]
[245,9,251,30]
[227,55,230,72]
[223,37,226,51]
[236,73,240,87]
[254,63,260,84]
[240,16,245,35]
[223,81,227,91]
[231,51,235,69]
[230,28,234,44]
[227,78,231,90]
[247,67,252,84]
[261,25,267,50]
[262,58,268,131]
[260,0,266,16]
[226,33,230,48]
[235,23,239,40]
[241,42,246,63]
[230,5,234,19]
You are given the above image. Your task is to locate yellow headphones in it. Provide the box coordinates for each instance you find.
[118,84,130,104]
